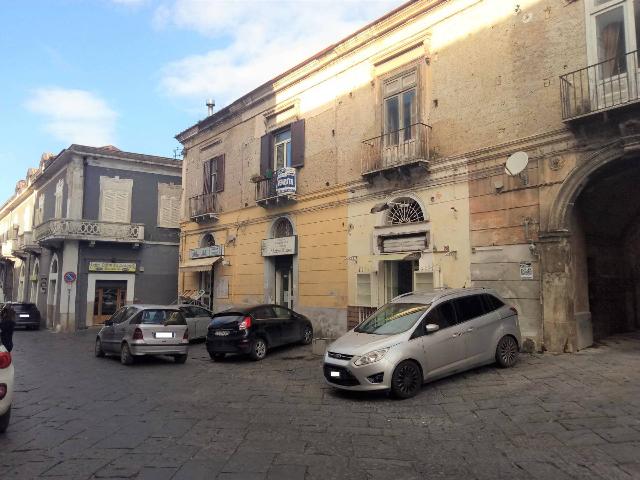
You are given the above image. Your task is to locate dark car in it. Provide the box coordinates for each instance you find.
[206,305,313,361]
[2,303,41,330]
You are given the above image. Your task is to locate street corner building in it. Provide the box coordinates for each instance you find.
[178,0,640,351]
[0,145,182,331]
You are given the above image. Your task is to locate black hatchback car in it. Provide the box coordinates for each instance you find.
[206,305,313,361]
[2,303,41,330]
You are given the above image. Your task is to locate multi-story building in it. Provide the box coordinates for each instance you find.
[1,145,182,331]
[178,0,640,351]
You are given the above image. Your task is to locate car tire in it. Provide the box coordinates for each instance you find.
[249,338,267,361]
[301,325,313,345]
[95,338,105,358]
[120,343,134,365]
[174,354,188,364]
[496,335,519,368]
[209,352,225,361]
[0,406,10,433]
[391,360,422,399]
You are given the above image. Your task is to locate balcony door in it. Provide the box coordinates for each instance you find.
[383,70,418,167]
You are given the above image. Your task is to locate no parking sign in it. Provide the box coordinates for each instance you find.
[63,271,77,284]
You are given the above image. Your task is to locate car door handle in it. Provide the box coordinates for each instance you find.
[466,328,474,333]
[452,332,461,337]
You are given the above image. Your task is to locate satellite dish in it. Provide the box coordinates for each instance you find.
[505,151,529,176]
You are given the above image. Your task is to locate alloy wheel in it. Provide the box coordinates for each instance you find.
[497,336,518,368]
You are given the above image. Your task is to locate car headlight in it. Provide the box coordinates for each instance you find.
[354,348,389,366]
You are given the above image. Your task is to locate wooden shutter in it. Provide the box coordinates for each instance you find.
[260,133,271,176]
[203,159,212,194]
[101,190,118,222]
[215,155,225,192]
[290,119,305,168]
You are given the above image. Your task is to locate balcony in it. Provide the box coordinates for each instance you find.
[255,168,297,207]
[12,232,41,258]
[189,192,219,222]
[34,219,145,245]
[361,123,432,180]
[560,50,640,121]
[1,240,14,259]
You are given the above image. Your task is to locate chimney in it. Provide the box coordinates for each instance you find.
[206,99,215,116]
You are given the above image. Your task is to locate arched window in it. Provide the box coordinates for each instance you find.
[387,197,425,225]
[200,233,215,247]
[50,256,58,275]
[272,217,294,238]
[18,263,26,302]
[30,260,40,302]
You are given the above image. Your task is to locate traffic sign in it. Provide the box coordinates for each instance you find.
[63,271,77,284]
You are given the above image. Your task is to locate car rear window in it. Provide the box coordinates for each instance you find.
[210,314,245,327]
[139,310,185,326]
[11,303,37,312]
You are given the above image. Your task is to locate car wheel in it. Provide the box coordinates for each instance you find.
[496,335,519,368]
[174,354,188,364]
[391,360,422,399]
[249,338,267,361]
[120,343,134,365]
[209,352,225,361]
[0,406,11,433]
[95,338,105,358]
[301,325,313,345]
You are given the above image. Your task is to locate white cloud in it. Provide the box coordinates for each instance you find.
[25,88,117,146]
[110,0,148,6]
[157,0,398,107]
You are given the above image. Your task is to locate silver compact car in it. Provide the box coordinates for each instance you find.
[95,305,189,365]
[324,288,521,399]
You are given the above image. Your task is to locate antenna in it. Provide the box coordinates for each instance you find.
[505,151,529,176]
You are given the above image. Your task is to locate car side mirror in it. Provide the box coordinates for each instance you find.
[425,323,439,334]
[104,320,114,326]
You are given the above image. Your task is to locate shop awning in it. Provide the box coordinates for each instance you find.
[179,256,221,272]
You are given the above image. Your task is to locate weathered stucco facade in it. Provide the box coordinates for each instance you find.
[179,0,640,350]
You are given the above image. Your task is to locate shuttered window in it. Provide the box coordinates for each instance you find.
[158,183,182,228]
[203,155,225,194]
[260,119,305,176]
[54,179,64,219]
[99,176,133,223]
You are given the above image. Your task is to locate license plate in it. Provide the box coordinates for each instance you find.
[19,314,30,318]
[214,330,230,336]
[155,332,173,339]
[330,371,340,378]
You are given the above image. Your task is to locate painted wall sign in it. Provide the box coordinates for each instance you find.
[276,167,296,195]
[261,235,297,256]
[89,262,137,273]
[519,261,533,280]
[190,245,224,259]
[63,271,77,284]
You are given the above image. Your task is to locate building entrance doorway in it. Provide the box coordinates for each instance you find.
[93,280,127,324]
[572,156,640,342]
[275,255,293,308]
[385,260,416,301]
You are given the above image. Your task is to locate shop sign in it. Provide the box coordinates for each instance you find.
[261,235,297,256]
[89,262,137,273]
[276,167,296,196]
[519,261,533,280]
[190,245,224,259]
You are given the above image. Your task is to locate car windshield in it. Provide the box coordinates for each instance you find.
[354,302,429,335]
[140,310,185,325]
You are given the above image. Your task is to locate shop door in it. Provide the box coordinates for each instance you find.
[275,255,293,309]
[93,280,127,324]
[385,261,416,301]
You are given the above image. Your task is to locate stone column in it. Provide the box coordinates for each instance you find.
[538,232,576,353]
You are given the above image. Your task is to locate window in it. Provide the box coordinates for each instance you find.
[54,179,64,219]
[272,306,291,319]
[272,217,294,238]
[138,309,185,325]
[453,295,486,323]
[35,195,44,226]
[260,119,305,176]
[203,155,225,194]
[99,176,133,223]
[383,70,417,145]
[356,273,372,306]
[587,0,640,77]
[481,294,505,313]
[424,301,456,329]
[252,306,276,319]
[158,183,181,228]
[387,198,425,225]
[355,302,428,335]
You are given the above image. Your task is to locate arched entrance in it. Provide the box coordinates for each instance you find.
[542,143,640,351]
[263,217,297,308]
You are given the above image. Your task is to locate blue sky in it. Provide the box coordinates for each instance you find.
[0,0,398,201]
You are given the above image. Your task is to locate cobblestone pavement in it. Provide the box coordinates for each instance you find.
[1,329,640,479]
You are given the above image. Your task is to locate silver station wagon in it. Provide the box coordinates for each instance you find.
[324,288,521,398]
[95,305,189,365]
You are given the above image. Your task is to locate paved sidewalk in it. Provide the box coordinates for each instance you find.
[1,329,639,479]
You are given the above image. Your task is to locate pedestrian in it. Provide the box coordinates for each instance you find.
[0,306,15,352]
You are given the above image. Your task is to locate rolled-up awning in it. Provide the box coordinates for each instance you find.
[369,252,422,262]
[179,256,221,272]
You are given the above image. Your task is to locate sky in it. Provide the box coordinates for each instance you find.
[0,0,400,201]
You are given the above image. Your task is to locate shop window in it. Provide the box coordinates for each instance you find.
[413,271,434,293]
[356,273,372,306]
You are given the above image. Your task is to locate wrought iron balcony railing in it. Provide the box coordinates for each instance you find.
[34,219,144,244]
[255,173,297,207]
[361,122,432,177]
[189,192,219,221]
[560,50,640,120]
